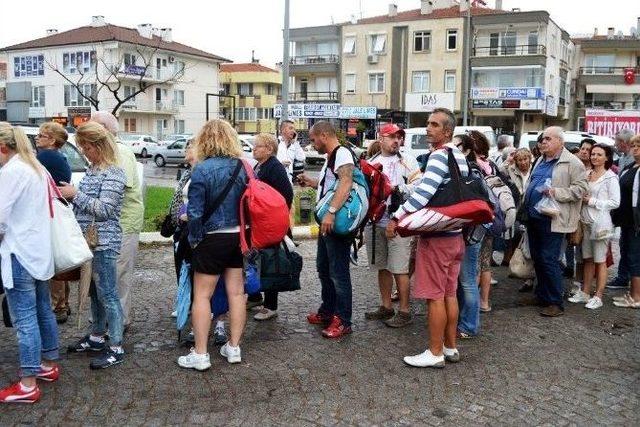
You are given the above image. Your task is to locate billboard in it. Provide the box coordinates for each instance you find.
[585,109,640,137]
[274,104,376,119]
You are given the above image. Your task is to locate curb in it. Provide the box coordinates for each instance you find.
[139,224,320,245]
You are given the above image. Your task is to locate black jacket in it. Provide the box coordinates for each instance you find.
[255,156,294,208]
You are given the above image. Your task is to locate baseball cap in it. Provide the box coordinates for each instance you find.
[379,123,405,138]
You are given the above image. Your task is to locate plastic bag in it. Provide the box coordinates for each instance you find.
[590,210,611,240]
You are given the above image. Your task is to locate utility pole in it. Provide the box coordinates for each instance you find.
[462,0,472,126]
[281,0,290,121]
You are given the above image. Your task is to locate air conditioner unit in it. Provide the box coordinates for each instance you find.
[367,54,379,64]
[168,56,175,63]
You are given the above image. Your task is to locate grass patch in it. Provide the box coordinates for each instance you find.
[143,186,174,232]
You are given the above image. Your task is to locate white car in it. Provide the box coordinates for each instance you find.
[401,126,497,160]
[304,140,365,165]
[118,134,160,158]
[519,131,615,152]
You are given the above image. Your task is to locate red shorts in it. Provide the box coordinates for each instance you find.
[412,234,465,300]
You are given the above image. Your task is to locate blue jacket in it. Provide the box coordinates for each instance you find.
[187,157,248,248]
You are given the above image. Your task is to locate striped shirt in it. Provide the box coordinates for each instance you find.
[393,143,469,218]
[74,165,126,253]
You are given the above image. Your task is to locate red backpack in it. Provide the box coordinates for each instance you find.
[359,158,393,224]
[238,160,290,254]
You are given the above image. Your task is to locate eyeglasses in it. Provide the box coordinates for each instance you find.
[36,133,50,139]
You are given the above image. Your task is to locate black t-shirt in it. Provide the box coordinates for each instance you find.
[616,165,639,228]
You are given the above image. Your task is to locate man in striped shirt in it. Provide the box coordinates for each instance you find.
[387,108,468,368]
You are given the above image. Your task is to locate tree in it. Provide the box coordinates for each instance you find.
[46,42,189,115]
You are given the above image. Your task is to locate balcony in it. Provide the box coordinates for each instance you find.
[471,44,547,68]
[109,99,178,115]
[112,65,181,84]
[288,54,339,75]
[473,44,546,57]
[576,100,640,110]
[580,66,640,75]
[281,91,339,103]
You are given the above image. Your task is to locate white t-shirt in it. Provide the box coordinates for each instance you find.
[368,153,420,226]
[276,137,305,182]
[317,146,354,201]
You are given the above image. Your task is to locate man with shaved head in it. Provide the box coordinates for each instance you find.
[521,126,588,317]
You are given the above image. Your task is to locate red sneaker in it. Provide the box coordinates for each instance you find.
[306,312,331,325]
[0,382,41,404]
[321,316,352,339]
[35,364,60,382]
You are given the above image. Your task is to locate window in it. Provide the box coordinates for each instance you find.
[31,86,45,107]
[414,31,431,52]
[343,36,356,55]
[257,108,273,120]
[584,54,616,73]
[13,54,45,78]
[501,31,516,55]
[62,51,96,74]
[173,90,185,106]
[412,71,431,92]
[344,73,356,94]
[123,86,137,102]
[369,34,387,54]
[445,70,456,93]
[124,53,137,66]
[528,32,539,54]
[124,118,137,133]
[235,107,257,121]
[64,84,96,106]
[550,34,557,57]
[222,83,230,95]
[446,30,458,51]
[368,72,385,93]
[267,84,274,95]
[489,33,499,56]
[471,67,544,88]
[174,120,185,133]
[238,83,253,96]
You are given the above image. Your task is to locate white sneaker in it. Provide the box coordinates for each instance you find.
[254,308,278,321]
[171,310,177,318]
[585,296,603,310]
[220,343,241,364]
[568,290,590,303]
[490,278,498,285]
[177,348,211,371]
[443,346,460,363]
[403,349,445,368]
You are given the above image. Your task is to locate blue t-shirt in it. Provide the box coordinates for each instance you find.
[525,157,557,220]
[37,149,72,185]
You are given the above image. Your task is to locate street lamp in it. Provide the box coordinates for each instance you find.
[205,92,236,128]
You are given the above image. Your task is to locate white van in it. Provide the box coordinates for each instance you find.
[519,131,615,152]
[401,126,497,160]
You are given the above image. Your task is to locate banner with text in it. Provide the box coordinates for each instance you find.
[585,109,640,137]
[274,104,376,119]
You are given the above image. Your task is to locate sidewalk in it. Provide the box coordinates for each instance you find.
[139,224,320,244]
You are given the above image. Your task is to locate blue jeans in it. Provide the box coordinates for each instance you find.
[527,218,565,308]
[620,227,640,277]
[4,255,59,377]
[316,233,352,326]
[457,242,481,335]
[611,227,633,286]
[89,250,124,346]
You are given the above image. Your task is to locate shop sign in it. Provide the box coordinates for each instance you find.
[274,104,376,119]
[405,92,454,112]
[585,109,640,137]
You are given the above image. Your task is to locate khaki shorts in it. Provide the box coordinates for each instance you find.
[365,225,413,275]
[581,224,608,263]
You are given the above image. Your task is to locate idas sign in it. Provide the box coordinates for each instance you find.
[405,92,455,112]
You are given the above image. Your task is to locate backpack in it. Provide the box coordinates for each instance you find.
[238,160,290,254]
[483,173,516,237]
[315,146,370,235]
[359,156,393,224]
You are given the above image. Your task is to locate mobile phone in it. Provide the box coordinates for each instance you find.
[292,131,297,140]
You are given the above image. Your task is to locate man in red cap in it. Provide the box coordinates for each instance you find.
[364,124,420,328]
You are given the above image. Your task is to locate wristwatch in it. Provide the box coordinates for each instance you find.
[328,206,337,214]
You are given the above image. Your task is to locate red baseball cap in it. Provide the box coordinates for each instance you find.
[379,123,406,138]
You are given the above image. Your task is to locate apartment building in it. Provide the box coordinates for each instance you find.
[572,22,640,136]
[470,7,574,135]
[220,62,281,134]
[0,16,229,138]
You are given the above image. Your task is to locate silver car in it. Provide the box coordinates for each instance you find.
[153,138,190,167]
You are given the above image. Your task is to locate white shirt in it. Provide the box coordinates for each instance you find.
[317,146,354,201]
[276,137,306,182]
[368,152,420,226]
[0,156,54,289]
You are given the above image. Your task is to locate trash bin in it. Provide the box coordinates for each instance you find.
[299,194,312,224]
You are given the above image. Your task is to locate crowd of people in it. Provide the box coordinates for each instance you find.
[0,107,638,403]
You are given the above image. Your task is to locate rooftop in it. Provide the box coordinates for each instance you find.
[351,4,502,25]
[220,63,280,73]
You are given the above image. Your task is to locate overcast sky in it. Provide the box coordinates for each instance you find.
[1,0,637,67]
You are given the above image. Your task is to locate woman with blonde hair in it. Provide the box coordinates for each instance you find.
[0,125,59,403]
[178,119,250,370]
[58,121,127,370]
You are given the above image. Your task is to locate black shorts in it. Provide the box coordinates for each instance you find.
[192,233,244,275]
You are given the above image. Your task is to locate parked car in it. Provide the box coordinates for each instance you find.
[118,133,160,157]
[153,138,190,167]
[160,133,193,147]
[304,140,365,165]
[519,131,615,152]
[400,126,497,160]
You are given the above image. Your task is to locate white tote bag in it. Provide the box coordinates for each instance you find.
[46,176,93,274]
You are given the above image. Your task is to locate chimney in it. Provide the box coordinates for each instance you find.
[152,27,163,37]
[46,29,58,36]
[251,50,260,64]
[137,23,152,38]
[388,3,398,17]
[593,27,598,37]
[460,0,469,13]
[350,14,357,24]
[161,28,172,43]
[421,0,433,15]
[607,27,614,38]
[495,0,503,10]
[91,15,106,27]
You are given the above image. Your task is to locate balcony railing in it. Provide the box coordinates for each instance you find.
[155,101,179,113]
[284,91,339,102]
[576,100,640,110]
[289,54,339,65]
[473,44,546,57]
[580,66,640,75]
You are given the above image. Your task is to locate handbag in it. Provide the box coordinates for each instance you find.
[46,176,94,274]
[160,213,177,238]
[509,236,535,279]
[397,148,494,236]
[259,243,303,293]
[567,222,583,246]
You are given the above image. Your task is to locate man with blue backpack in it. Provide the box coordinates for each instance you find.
[298,121,367,339]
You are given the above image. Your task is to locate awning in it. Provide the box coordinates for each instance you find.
[585,84,640,94]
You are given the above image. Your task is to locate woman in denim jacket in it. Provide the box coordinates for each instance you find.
[178,119,249,371]
[58,122,127,369]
